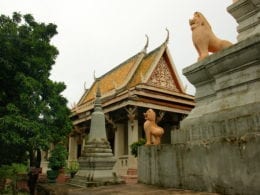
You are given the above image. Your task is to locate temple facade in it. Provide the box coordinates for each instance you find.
[69,36,195,176]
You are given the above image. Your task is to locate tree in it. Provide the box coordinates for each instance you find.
[0,12,72,167]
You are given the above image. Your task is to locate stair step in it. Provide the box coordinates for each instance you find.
[69,175,125,187]
[127,168,137,175]
[120,175,138,184]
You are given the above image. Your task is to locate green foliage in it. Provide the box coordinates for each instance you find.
[0,163,27,194]
[48,144,68,170]
[0,165,13,180]
[0,12,72,165]
[9,163,27,175]
[0,163,27,179]
[130,138,146,157]
[66,160,79,174]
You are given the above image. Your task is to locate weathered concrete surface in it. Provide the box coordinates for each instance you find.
[138,33,260,195]
[228,0,260,42]
[139,137,260,195]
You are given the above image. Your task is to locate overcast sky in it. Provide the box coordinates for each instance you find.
[1,0,238,107]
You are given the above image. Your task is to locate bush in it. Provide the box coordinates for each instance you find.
[130,138,146,157]
[48,144,68,170]
[0,163,27,179]
[0,163,27,194]
[66,160,79,178]
[67,160,79,173]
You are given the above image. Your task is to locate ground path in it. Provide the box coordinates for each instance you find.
[37,183,220,195]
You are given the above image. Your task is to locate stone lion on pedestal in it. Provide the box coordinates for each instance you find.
[143,109,164,145]
[189,11,233,61]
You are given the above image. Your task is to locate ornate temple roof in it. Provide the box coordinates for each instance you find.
[77,42,185,103]
[77,51,145,105]
[71,35,194,123]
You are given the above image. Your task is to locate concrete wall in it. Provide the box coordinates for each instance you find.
[138,136,260,194]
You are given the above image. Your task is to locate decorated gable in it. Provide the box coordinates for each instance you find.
[147,55,180,92]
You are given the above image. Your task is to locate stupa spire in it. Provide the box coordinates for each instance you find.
[70,81,120,187]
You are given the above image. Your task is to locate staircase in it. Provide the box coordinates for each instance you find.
[121,168,138,184]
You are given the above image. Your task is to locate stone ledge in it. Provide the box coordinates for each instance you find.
[173,103,260,144]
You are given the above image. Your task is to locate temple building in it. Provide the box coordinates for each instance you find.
[69,33,195,176]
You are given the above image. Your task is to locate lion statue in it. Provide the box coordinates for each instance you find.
[189,11,233,61]
[143,109,164,145]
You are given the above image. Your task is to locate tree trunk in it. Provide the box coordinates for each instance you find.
[28,149,41,195]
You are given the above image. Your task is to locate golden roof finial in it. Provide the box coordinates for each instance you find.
[84,81,87,91]
[165,28,169,44]
[142,34,149,53]
[93,70,97,81]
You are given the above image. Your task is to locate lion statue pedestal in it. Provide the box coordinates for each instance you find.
[143,109,164,145]
[189,11,233,61]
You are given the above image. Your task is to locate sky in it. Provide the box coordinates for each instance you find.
[1,0,238,107]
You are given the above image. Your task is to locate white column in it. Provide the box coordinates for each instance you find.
[114,123,125,158]
[128,119,138,154]
[127,119,138,169]
[68,136,77,161]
